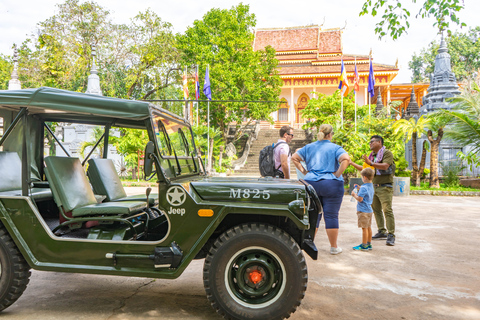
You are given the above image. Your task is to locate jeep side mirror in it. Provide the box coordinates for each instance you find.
[144,141,155,177]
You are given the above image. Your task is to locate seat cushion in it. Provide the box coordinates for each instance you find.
[114,193,159,206]
[87,158,127,201]
[72,201,147,217]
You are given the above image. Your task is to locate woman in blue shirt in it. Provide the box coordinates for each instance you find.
[292,124,350,255]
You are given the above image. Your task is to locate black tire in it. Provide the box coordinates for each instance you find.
[203,223,307,320]
[0,225,31,311]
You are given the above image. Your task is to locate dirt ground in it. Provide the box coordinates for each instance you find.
[1,194,479,320]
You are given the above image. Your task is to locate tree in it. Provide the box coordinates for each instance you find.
[409,27,480,82]
[443,82,480,154]
[426,112,451,188]
[15,0,179,100]
[0,55,12,90]
[393,116,430,186]
[176,3,282,142]
[360,0,466,39]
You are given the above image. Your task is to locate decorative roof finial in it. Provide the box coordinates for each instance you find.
[85,43,102,96]
[8,44,21,90]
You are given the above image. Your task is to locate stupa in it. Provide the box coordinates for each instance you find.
[420,35,461,114]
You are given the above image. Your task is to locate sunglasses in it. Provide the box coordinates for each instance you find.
[287,133,294,137]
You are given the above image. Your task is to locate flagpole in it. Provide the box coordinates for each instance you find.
[206,65,210,172]
[341,95,343,128]
[354,57,357,133]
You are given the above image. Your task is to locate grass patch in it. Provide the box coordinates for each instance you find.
[411,182,477,192]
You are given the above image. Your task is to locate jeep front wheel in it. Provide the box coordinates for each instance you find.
[203,223,307,320]
[0,226,31,311]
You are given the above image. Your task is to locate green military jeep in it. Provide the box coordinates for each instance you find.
[0,87,320,320]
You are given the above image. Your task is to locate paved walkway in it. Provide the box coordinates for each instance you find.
[2,194,479,319]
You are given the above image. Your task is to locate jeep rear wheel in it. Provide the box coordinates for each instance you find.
[203,223,307,320]
[0,226,31,311]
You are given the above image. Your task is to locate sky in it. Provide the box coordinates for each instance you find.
[0,0,479,83]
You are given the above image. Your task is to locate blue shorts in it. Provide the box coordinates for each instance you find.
[305,179,344,229]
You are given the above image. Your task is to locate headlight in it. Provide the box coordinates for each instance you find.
[288,199,305,217]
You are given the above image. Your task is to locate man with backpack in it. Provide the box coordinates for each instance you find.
[258,126,294,179]
[273,126,294,179]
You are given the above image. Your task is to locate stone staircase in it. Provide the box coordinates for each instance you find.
[233,128,312,177]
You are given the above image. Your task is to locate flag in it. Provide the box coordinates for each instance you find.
[338,59,349,97]
[354,62,360,92]
[368,58,375,98]
[183,67,189,100]
[195,67,200,100]
[203,66,212,101]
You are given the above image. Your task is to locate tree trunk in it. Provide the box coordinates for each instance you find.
[418,140,428,183]
[428,128,444,188]
[411,132,420,187]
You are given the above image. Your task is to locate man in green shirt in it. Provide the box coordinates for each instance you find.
[350,135,395,246]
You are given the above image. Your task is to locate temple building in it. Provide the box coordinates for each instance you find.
[253,25,399,128]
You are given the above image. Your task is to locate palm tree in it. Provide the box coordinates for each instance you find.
[426,112,451,188]
[443,83,480,155]
[393,115,430,186]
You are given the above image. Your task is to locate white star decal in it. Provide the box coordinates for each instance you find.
[166,186,186,206]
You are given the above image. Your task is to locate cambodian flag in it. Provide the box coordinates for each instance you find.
[354,63,360,92]
[195,70,200,100]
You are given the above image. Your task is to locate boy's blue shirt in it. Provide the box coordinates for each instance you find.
[357,182,374,213]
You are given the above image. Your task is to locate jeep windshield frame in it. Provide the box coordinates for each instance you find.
[151,110,203,180]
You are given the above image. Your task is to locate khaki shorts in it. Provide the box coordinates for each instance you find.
[357,211,373,228]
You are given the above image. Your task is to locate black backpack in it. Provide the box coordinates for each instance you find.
[259,141,287,177]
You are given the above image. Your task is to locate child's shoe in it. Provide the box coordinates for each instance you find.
[353,244,369,251]
[366,244,372,250]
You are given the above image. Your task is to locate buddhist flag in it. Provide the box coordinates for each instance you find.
[203,66,212,101]
[368,58,375,98]
[338,59,349,97]
[183,67,189,100]
[354,63,360,92]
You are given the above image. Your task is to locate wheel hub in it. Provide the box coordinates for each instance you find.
[228,249,284,305]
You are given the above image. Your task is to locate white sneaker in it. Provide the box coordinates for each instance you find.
[330,247,343,255]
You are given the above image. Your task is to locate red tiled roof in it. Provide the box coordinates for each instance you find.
[318,30,342,53]
[254,26,398,78]
[254,27,319,52]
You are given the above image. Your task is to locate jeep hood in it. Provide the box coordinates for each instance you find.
[190,177,308,204]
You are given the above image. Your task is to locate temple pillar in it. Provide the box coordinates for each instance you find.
[290,88,295,127]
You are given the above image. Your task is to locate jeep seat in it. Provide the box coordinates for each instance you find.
[87,158,158,206]
[44,156,146,218]
[0,151,52,201]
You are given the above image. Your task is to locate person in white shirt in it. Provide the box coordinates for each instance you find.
[274,126,294,179]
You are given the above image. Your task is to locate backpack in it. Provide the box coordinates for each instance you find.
[259,141,287,177]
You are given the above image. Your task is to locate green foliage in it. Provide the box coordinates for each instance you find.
[176,3,282,140]
[409,27,480,82]
[113,128,149,169]
[411,181,475,191]
[392,115,430,142]
[360,0,466,39]
[301,90,405,176]
[14,0,178,100]
[456,151,480,176]
[441,160,465,186]
[0,55,12,90]
[443,82,480,154]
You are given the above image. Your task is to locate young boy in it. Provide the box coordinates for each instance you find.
[351,168,375,251]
